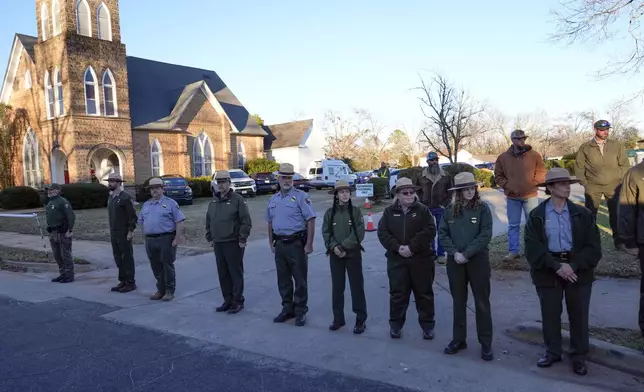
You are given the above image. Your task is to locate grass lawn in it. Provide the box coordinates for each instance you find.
[489,201,641,279]
[562,323,644,352]
[0,245,90,265]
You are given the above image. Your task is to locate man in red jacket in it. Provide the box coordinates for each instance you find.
[494,130,546,261]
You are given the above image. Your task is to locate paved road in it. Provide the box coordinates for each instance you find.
[0,295,412,392]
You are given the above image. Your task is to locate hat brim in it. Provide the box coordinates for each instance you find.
[328,186,351,195]
[448,181,481,192]
[107,179,126,183]
[538,177,581,187]
[146,183,164,188]
[278,171,295,176]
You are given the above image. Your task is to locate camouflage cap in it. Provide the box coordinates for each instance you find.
[594,120,611,130]
[45,183,61,190]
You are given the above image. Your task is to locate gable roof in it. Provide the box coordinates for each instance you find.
[126,56,266,136]
[0,34,37,104]
[263,119,313,150]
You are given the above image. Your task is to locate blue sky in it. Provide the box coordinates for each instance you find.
[1,0,642,136]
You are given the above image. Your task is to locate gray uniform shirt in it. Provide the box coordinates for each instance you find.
[265,188,316,235]
[138,196,186,235]
[545,199,573,252]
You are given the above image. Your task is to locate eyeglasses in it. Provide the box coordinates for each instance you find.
[428,159,438,162]
[401,191,415,196]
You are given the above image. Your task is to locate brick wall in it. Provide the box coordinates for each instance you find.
[37,0,123,43]
[132,131,187,184]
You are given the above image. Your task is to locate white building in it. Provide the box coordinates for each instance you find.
[264,119,326,175]
[417,149,485,167]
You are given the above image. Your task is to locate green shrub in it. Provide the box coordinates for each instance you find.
[186,176,212,198]
[0,186,42,210]
[398,167,423,184]
[367,177,389,200]
[60,183,109,209]
[561,159,576,175]
[474,168,495,188]
[245,158,279,175]
[443,162,475,178]
[562,152,576,160]
[544,159,561,170]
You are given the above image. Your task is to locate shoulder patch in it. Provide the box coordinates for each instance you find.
[305,197,311,205]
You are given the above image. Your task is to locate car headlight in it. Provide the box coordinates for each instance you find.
[186,187,192,194]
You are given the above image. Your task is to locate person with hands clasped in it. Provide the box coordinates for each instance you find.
[438,172,494,361]
[206,170,252,314]
[322,180,367,334]
[377,177,437,340]
[524,168,602,376]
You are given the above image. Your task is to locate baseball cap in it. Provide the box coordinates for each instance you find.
[45,183,61,190]
[426,152,439,161]
[594,120,611,130]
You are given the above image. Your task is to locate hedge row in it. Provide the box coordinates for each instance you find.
[0,183,109,211]
[545,159,575,175]
[397,163,496,188]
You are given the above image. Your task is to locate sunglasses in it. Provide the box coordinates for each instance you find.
[401,191,415,196]
[427,158,438,162]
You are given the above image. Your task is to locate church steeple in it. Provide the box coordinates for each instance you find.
[36,0,122,43]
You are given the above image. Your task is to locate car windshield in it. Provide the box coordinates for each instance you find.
[163,178,186,186]
[255,173,275,180]
[390,169,401,175]
[230,171,248,179]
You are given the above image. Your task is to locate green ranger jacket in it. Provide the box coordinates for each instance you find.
[107,191,138,233]
[322,204,365,252]
[574,138,629,187]
[205,191,252,243]
[377,199,436,260]
[619,161,644,248]
[438,202,493,259]
[45,195,75,232]
[524,199,601,286]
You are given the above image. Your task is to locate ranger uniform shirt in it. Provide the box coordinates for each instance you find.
[107,190,138,233]
[205,190,252,243]
[138,196,185,235]
[45,195,75,231]
[265,188,316,236]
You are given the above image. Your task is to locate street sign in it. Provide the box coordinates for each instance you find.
[356,183,373,197]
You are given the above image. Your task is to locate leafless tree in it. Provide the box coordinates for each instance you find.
[321,109,363,160]
[550,0,644,97]
[415,73,486,163]
[0,104,29,188]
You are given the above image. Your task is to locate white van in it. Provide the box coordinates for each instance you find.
[307,159,356,189]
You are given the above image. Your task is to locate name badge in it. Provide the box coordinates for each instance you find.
[412,213,417,218]
[471,217,478,224]
[162,204,167,209]
[394,214,401,217]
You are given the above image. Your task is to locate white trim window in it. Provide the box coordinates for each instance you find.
[76,0,91,37]
[193,132,213,177]
[237,139,246,169]
[151,139,164,177]
[84,66,99,115]
[102,69,117,116]
[41,3,50,41]
[24,70,31,89]
[44,71,54,119]
[52,0,62,36]
[23,129,42,188]
[97,3,112,41]
[54,68,64,116]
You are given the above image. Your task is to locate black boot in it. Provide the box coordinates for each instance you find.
[216,302,232,312]
[353,320,366,334]
[51,276,63,283]
[111,282,125,292]
[329,321,345,331]
[444,341,467,355]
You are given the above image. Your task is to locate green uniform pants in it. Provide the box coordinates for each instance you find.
[214,241,245,305]
[111,232,135,283]
[536,281,592,359]
[387,258,435,331]
[275,239,308,316]
[584,182,620,244]
[446,253,493,346]
[145,234,177,295]
[50,233,73,278]
[329,250,367,324]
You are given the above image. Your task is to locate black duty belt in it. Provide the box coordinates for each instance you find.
[273,232,304,243]
[550,251,572,261]
[146,231,176,238]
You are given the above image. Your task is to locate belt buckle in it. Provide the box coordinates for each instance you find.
[560,253,568,261]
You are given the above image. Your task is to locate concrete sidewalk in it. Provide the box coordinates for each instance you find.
[0,232,641,391]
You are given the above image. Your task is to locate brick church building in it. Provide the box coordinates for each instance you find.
[0,0,303,188]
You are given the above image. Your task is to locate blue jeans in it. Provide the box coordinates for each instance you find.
[507,197,539,255]
[429,207,445,257]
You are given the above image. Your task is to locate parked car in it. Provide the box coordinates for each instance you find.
[307,159,357,189]
[475,162,495,171]
[161,175,193,205]
[388,169,402,197]
[211,169,256,197]
[252,172,278,194]
[293,173,312,192]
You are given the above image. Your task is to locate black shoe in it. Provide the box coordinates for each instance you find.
[481,345,494,361]
[572,360,587,376]
[59,277,74,283]
[118,283,136,293]
[390,328,402,339]
[329,321,345,331]
[51,276,63,283]
[273,311,295,323]
[537,354,562,368]
[227,304,244,314]
[111,282,125,292]
[295,314,306,326]
[353,320,366,335]
[216,303,232,313]
[422,329,435,340]
[444,341,467,355]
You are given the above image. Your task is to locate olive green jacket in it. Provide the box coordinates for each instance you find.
[322,204,365,252]
[574,138,629,187]
[205,191,252,243]
[107,190,137,234]
[438,202,493,259]
[45,195,75,232]
[619,161,644,248]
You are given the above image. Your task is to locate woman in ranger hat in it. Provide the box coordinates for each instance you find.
[438,172,494,361]
[377,177,437,340]
[322,180,367,334]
